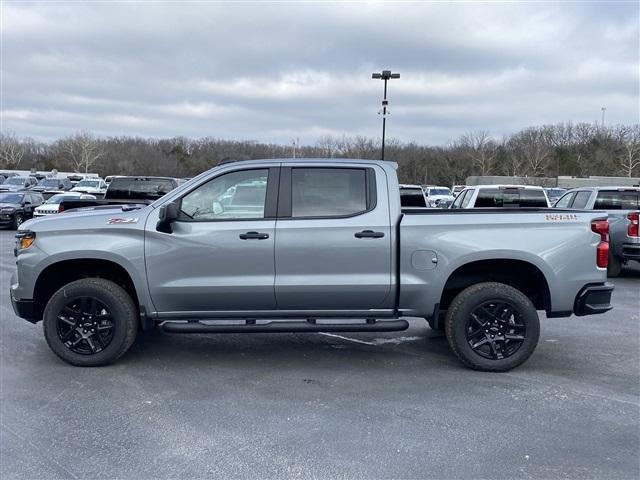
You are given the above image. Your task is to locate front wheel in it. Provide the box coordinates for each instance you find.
[43,278,138,366]
[12,214,23,229]
[445,282,540,372]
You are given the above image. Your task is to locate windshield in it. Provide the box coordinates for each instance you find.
[0,193,23,203]
[44,194,77,204]
[77,180,100,187]
[3,177,26,185]
[429,188,451,196]
[38,178,60,187]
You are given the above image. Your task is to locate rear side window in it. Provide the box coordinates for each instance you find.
[593,191,639,210]
[291,168,368,217]
[474,188,547,208]
[571,191,592,209]
[461,189,474,208]
[400,188,427,208]
[451,189,468,208]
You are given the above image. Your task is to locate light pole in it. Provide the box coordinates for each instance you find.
[372,70,400,160]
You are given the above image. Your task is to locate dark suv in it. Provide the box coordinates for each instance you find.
[0,192,44,229]
[31,177,73,194]
[0,176,38,192]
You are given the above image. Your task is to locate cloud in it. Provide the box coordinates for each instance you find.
[1,1,638,145]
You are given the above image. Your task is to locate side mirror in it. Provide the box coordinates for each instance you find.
[157,202,179,233]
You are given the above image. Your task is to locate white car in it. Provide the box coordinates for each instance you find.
[71,178,107,195]
[423,186,455,208]
[451,185,550,209]
[33,192,97,216]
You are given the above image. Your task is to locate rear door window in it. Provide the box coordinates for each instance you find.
[593,191,639,210]
[291,168,369,217]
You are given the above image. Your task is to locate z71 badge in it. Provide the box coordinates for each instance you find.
[107,218,139,224]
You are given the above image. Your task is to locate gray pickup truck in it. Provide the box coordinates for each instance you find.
[554,187,640,276]
[11,159,614,371]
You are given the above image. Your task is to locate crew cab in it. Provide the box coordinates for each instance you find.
[554,187,639,276]
[11,159,613,371]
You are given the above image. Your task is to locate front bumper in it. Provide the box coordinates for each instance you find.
[574,282,614,316]
[10,291,37,323]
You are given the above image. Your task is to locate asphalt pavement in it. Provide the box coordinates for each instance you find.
[0,229,638,479]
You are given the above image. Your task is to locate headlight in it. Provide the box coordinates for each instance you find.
[15,231,36,253]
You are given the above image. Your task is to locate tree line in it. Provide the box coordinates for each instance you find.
[1,122,638,186]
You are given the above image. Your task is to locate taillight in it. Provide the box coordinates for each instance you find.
[628,212,639,237]
[591,220,609,268]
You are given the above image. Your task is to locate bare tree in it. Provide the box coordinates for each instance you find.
[616,124,640,177]
[509,127,552,176]
[458,130,497,175]
[0,131,25,168]
[58,131,105,173]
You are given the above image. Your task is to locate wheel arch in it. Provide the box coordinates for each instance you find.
[438,258,552,317]
[33,258,141,323]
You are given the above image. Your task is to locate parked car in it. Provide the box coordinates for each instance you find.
[451,185,550,209]
[12,159,612,371]
[423,186,455,208]
[0,176,38,192]
[554,187,639,276]
[545,188,567,206]
[0,192,44,229]
[31,176,73,194]
[400,184,428,207]
[71,178,107,196]
[34,193,97,217]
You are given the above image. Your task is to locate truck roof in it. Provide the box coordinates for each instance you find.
[217,158,398,169]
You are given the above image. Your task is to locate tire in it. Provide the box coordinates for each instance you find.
[444,282,540,372]
[43,278,138,366]
[607,252,623,278]
[12,214,23,230]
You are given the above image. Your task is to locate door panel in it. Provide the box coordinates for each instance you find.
[274,165,392,310]
[145,220,276,312]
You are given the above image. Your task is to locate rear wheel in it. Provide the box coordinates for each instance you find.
[607,252,623,277]
[445,282,540,372]
[43,278,138,366]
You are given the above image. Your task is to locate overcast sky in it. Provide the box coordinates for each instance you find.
[1,1,638,145]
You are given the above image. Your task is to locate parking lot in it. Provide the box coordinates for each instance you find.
[0,228,638,479]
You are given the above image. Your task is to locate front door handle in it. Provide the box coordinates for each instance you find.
[239,231,269,240]
[354,230,385,239]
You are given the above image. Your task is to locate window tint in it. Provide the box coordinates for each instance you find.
[400,188,427,208]
[594,191,639,210]
[570,191,592,209]
[554,192,575,209]
[181,169,268,220]
[474,188,548,208]
[107,177,176,200]
[291,168,368,217]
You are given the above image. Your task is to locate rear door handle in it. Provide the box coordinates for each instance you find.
[239,231,269,240]
[354,230,385,239]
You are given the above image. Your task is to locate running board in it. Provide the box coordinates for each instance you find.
[161,319,409,334]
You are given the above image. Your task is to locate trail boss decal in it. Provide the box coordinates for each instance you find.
[108,218,139,224]
[545,214,578,221]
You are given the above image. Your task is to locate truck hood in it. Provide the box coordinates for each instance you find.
[20,204,152,233]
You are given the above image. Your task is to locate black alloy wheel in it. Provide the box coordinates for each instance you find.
[465,300,526,360]
[56,297,115,355]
